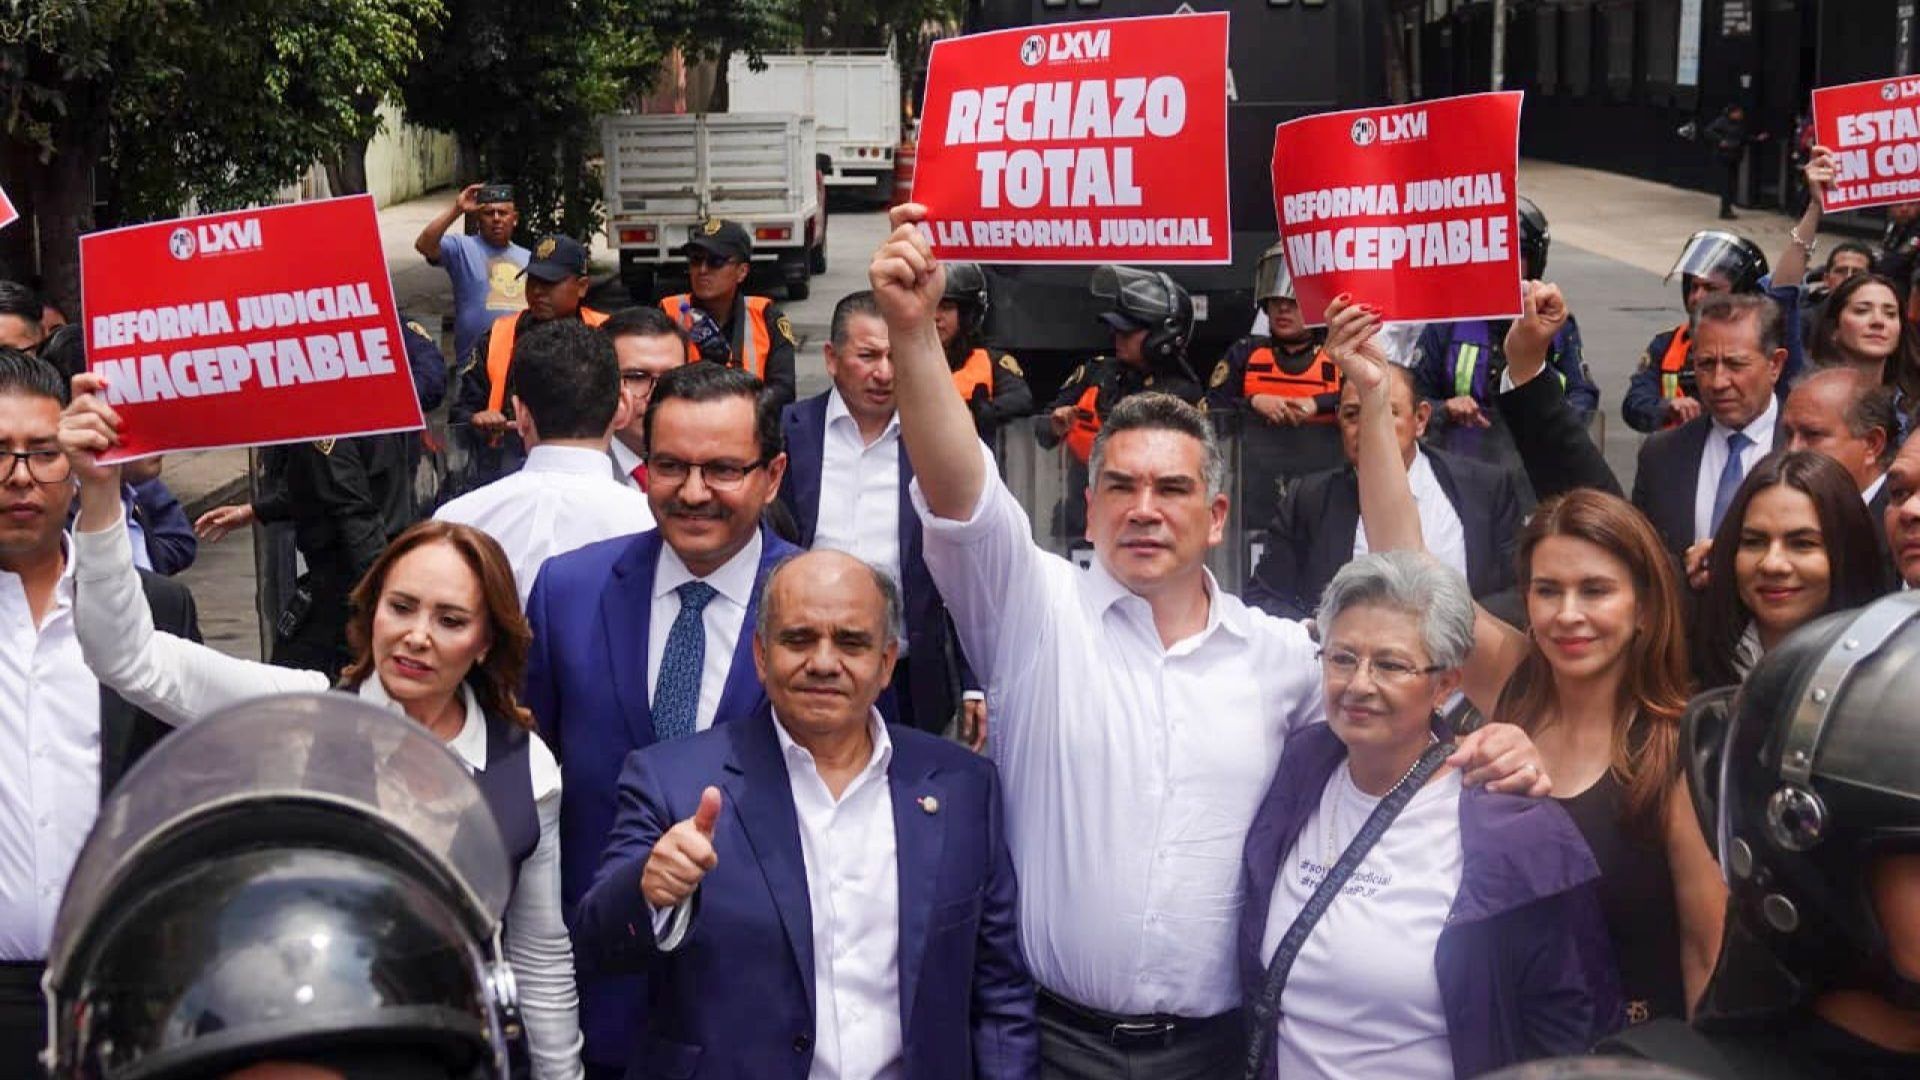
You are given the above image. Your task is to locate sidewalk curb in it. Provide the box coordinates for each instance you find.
[182,475,252,522]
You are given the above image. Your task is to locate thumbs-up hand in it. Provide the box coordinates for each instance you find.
[642,786,723,909]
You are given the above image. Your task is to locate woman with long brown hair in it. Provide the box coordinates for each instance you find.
[1808,271,1920,429]
[1325,288,1728,1025]
[57,376,585,1079]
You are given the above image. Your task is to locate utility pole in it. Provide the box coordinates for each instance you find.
[1491,0,1507,91]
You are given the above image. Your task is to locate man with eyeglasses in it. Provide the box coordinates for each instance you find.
[433,320,653,607]
[523,360,797,1080]
[0,349,200,1073]
[601,306,691,492]
[657,219,799,412]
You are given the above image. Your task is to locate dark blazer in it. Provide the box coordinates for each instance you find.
[1869,476,1895,575]
[101,571,202,793]
[523,525,799,1070]
[778,392,973,732]
[1493,370,1623,502]
[575,707,1038,1080]
[1244,446,1522,620]
[1631,411,1784,564]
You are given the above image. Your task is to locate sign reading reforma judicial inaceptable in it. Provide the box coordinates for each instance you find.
[1271,91,1524,326]
[81,195,423,462]
[1813,75,1920,213]
[911,12,1230,264]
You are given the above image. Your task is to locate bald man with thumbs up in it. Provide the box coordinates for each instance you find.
[574,549,1037,1080]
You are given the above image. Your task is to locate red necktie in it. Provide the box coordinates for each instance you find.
[631,462,648,492]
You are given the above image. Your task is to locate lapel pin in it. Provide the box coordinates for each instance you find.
[918,795,939,815]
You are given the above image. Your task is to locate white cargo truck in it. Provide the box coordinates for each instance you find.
[600,112,827,301]
[727,49,902,202]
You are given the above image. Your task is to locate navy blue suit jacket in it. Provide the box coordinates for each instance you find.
[777,392,973,732]
[574,707,1037,1080]
[524,525,799,1068]
[1630,410,1784,565]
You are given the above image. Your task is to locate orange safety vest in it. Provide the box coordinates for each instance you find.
[1243,345,1340,424]
[1656,322,1692,430]
[660,294,773,379]
[951,348,995,401]
[485,307,609,413]
[1064,384,1101,464]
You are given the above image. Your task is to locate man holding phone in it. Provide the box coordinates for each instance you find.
[414,181,530,364]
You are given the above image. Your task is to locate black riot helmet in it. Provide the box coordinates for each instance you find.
[1517,195,1550,281]
[1682,594,1920,1025]
[941,261,991,339]
[45,695,518,1079]
[1091,265,1194,363]
[1667,230,1770,308]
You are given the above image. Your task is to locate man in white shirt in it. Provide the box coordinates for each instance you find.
[1632,292,1787,565]
[436,320,654,606]
[0,350,199,1073]
[602,307,690,492]
[523,360,800,1079]
[776,291,984,739]
[574,548,1036,1079]
[868,205,1550,1077]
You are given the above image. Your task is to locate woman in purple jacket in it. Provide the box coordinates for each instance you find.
[1239,551,1621,1078]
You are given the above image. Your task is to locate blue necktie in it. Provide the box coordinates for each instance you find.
[1710,431,1753,536]
[653,581,719,742]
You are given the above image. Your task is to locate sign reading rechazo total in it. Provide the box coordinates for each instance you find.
[1271,91,1524,325]
[80,195,423,461]
[1813,76,1920,212]
[912,12,1230,263]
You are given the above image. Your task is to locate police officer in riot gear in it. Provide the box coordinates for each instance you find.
[1043,265,1206,464]
[1622,230,1808,433]
[44,695,521,1080]
[1595,594,1920,1078]
[936,261,1035,439]
[1412,195,1597,470]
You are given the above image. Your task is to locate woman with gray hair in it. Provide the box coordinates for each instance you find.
[1238,551,1619,1078]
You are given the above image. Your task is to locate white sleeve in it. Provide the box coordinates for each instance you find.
[72,510,329,724]
[910,441,1063,689]
[504,787,586,1080]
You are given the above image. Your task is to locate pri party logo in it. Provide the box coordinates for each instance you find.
[1884,81,1902,102]
[1019,34,1046,67]
[1349,117,1378,146]
[168,227,197,261]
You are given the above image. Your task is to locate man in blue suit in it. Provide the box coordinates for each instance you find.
[778,290,981,742]
[575,548,1037,1079]
[525,361,801,1079]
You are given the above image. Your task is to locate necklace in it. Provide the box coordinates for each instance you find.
[1322,738,1437,867]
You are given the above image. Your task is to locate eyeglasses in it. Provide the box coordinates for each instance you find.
[1318,648,1445,685]
[686,252,737,271]
[1,449,71,485]
[620,371,658,392]
[647,455,767,489]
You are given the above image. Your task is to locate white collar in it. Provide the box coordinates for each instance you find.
[1084,554,1249,646]
[524,443,622,476]
[825,387,901,445]
[655,528,763,607]
[1712,392,1778,447]
[1864,471,1889,506]
[773,706,894,782]
[354,677,489,772]
[610,438,644,476]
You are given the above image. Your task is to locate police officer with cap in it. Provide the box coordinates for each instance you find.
[1044,265,1206,465]
[935,261,1034,438]
[452,234,609,488]
[658,218,799,411]
[1622,229,1809,434]
[44,695,522,1079]
[1594,593,1920,1078]
[1412,195,1598,468]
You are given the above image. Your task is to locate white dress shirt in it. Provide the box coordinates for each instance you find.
[1693,394,1778,543]
[779,710,905,1080]
[1354,449,1468,582]
[1864,471,1888,508]
[610,438,646,491]
[69,513,586,1080]
[0,546,100,960]
[812,391,907,652]
[436,444,655,606]
[913,446,1324,1016]
[647,530,763,733]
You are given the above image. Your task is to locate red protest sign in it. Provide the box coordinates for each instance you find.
[80,195,422,462]
[1814,76,1920,212]
[911,12,1230,264]
[1271,91,1524,326]
[0,183,16,231]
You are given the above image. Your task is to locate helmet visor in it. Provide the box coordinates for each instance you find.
[1667,231,1759,286]
[1091,265,1177,323]
[50,694,512,980]
[1255,246,1294,303]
